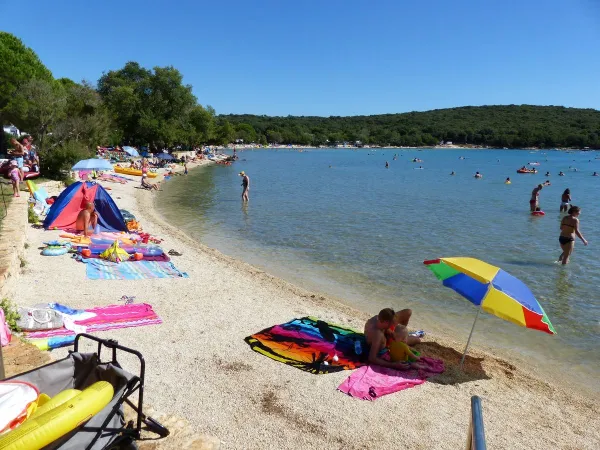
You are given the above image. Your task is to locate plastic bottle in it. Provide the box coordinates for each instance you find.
[354,340,362,355]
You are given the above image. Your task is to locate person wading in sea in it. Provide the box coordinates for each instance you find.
[530,184,543,212]
[239,171,250,202]
[558,206,587,265]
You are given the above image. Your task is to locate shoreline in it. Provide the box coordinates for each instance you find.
[11,160,600,449]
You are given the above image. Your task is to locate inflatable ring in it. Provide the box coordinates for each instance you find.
[41,247,69,256]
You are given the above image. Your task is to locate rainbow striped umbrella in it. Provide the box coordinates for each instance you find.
[424,257,555,367]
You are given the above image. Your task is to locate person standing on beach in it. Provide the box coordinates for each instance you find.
[558,206,587,265]
[560,189,571,213]
[239,171,250,201]
[530,184,543,212]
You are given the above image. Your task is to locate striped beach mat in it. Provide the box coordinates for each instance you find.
[83,258,188,280]
[245,317,366,374]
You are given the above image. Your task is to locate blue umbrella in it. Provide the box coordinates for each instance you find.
[156,153,175,160]
[72,159,113,171]
[122,146,140,157]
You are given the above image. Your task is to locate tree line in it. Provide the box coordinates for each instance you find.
[2,32,600,177]
[224,105,600,149]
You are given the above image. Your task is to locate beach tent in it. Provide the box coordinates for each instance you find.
[43,182,127,232]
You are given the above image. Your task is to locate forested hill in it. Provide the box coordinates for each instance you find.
[222,105,600,149]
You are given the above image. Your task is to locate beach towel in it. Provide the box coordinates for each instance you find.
[337,357,444,400]
[245,317,366,374]
[82,258,188,280]
[23,303,162,349]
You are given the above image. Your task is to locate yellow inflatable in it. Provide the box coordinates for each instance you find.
[114,167,157,178]
[505,181,511,184]
[0,381,114,450]
[29,389,80,419]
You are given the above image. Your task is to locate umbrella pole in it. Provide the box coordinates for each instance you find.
[460,304,482,370]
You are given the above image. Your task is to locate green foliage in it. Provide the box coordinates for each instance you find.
[27,206,39,224]
[39,140,94,178]
[0,298,20,332]
[223,105,600,149]
[98,62,213,148]
[0,32,53,122]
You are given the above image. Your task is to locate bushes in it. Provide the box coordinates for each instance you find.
[0,298,21,332]
[39,140,94,180]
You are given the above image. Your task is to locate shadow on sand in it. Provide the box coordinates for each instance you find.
[418,341,491,385]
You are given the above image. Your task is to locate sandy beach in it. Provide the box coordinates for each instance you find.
[7,161,600,450]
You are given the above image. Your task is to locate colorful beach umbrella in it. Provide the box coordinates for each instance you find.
[423,257,555,367]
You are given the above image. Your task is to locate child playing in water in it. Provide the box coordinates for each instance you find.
[389,325,422,366]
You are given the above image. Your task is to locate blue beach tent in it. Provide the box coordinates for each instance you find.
[43,182,127,232]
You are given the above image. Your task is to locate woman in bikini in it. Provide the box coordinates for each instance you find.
[560,189,571,213]
[558,206,587,265]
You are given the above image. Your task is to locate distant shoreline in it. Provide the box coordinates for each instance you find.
[227,144,596,151]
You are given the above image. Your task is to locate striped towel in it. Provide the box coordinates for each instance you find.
[83,258,188,280]
[24,303,163,349]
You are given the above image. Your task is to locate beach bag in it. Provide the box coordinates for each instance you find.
[0,309,11,347]
[16,306,63,332]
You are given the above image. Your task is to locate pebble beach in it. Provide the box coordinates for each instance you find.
[8,160,600,450]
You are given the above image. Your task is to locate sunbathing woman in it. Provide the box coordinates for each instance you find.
[558,206,587,265]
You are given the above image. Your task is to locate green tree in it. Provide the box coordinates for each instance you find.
[235,123,257,143]
[0,32,53,123]
[215,120,235,145]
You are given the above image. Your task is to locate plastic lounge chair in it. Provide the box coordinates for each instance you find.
[7,333,169,449]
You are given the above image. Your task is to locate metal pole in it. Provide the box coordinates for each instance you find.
[460,304,483,369]
[466,396,487,450]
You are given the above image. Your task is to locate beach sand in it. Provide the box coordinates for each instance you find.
[10,161,600,449]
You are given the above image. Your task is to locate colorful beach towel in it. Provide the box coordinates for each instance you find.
[337,357,444,400]
[245,317,366,374]
[82,258,188,280]
[23,303,162,350]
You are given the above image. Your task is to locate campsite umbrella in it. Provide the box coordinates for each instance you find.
[122,146,139,157]
[156,153,175,160]
[423,257,556,368]
[72,159,113,171]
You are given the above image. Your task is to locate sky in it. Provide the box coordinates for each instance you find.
[2,0,600,116]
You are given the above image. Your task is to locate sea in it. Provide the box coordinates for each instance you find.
[156,148,600,391]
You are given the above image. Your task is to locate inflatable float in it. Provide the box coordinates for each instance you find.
[532,211,545,216]
[505,181,511,184]
[0,381,114,450]
[86,243,163,256]
[114,167,157,178]
[517,169,538,174]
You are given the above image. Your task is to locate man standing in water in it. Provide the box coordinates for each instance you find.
[239,171,250,201]
[530,184,543,212]
[364,308,421,368]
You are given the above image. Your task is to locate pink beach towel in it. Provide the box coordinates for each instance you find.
[338,357,444,400]
[24,303,161,339]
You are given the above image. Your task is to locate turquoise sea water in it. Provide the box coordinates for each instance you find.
[157,149,600,390]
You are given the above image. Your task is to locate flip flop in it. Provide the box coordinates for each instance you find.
[168,249,182,256]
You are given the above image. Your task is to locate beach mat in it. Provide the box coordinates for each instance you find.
[82,258,188,280]
[337,357,445,400]
[245,317,366,374]
[23,303,162,350]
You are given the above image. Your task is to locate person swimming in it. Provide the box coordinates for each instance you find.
[545,172,550,176]
[593,172,599,176]
[505,177,511,183]
[450,171,456,175]
[559,171,565,176]
[474,171,482,178]
[385,161,389,168]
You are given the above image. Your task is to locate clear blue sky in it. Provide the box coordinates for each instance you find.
[2,0,599,116]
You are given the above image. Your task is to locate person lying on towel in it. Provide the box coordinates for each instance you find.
[364,308,421,369]
[76,202,98,237]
